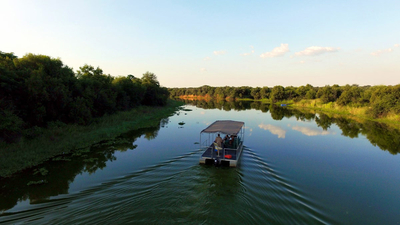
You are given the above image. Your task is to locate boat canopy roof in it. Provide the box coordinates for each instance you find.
[201,120,244,135]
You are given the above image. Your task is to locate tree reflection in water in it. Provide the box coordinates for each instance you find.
[0,123,165,212]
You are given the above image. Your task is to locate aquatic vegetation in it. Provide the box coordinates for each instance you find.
[27,180,48,186]
[33,167,48,176]
[52,156,71,162]
[83,158,99,163]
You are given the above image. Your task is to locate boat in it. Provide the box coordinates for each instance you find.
[199,120,245,167]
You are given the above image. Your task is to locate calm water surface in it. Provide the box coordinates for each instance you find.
[1,101,400,224]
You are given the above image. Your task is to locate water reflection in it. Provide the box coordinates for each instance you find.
[0,122,165,212]
[183,99,400,155]
[290,125,332,136]
[258,123,286,138]
[180,99,254,111]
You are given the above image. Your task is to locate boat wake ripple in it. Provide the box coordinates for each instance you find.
[238,147,335,224]
[1,147,335,224]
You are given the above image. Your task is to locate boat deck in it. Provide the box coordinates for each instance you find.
[200,142,243,167]
[199,120,245,167]
[201,147,238,160]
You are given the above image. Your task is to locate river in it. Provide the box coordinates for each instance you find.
[1,100,400,224]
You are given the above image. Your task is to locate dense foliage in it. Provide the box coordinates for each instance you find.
[0,51,169,143]
[169,84,400,119]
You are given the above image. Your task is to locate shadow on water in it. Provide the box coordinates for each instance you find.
[0,120,166,213]
[183,99,400,155]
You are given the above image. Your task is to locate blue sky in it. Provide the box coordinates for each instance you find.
[1,0,399,87]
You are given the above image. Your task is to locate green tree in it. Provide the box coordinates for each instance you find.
[260,87,271,99]
[368,85,400,118]
[76,65,117,117]
[76,64,103,79]
[297,84,315,99]
[113,76,144,110]
[237,86,252,98]
[305,89,316,99]
[15,53,76,125]
[337,85,363,106]
[270,85,285,103]
[284,86,298,100]
[141,72,169,106]
[316,85,341,103]
[214,87,226,99]
[251,87,262,100]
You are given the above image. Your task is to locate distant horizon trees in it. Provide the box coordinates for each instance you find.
[169,83,400,119]
[0,51,169,143]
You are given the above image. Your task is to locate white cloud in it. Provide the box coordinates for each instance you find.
[200,68,207,72]
[203,57,211,61]
[260,43,289,58]
[258,123,286,138]
[293,59,321,64]
[244,126,252,131]
[241,46,255,56]
[244,126,253,136]
[295,46,340,56]
[371,48,393,56]
[291,126,331,136]
[394,44,399,47]
[213,50,226,55]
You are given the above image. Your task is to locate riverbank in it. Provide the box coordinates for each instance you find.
[179,95,400,127]
[282,99,400,128]
[234,97,400,126]
[0,100,184,178]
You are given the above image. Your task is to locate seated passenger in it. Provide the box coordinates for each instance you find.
[224,134,230,141]
[229,135,236,146]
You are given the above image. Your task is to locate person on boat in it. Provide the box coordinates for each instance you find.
[214,134,223,156]
[223,134,230,141]
[229,135,235,146]
[215,134,223,147]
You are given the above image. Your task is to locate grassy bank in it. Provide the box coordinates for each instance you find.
[236,97,400,127]
[289,99,400,127]
[0,100,184,178]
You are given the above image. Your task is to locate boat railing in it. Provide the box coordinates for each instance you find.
[201,139,209,149]
[223,140,242,150]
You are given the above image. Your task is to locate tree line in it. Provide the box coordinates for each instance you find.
[0,51,169,143]
[169,84,400,119]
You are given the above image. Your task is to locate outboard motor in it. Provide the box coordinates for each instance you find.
[214,158,220,167]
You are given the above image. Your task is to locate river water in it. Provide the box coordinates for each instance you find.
[1,101,400,224]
